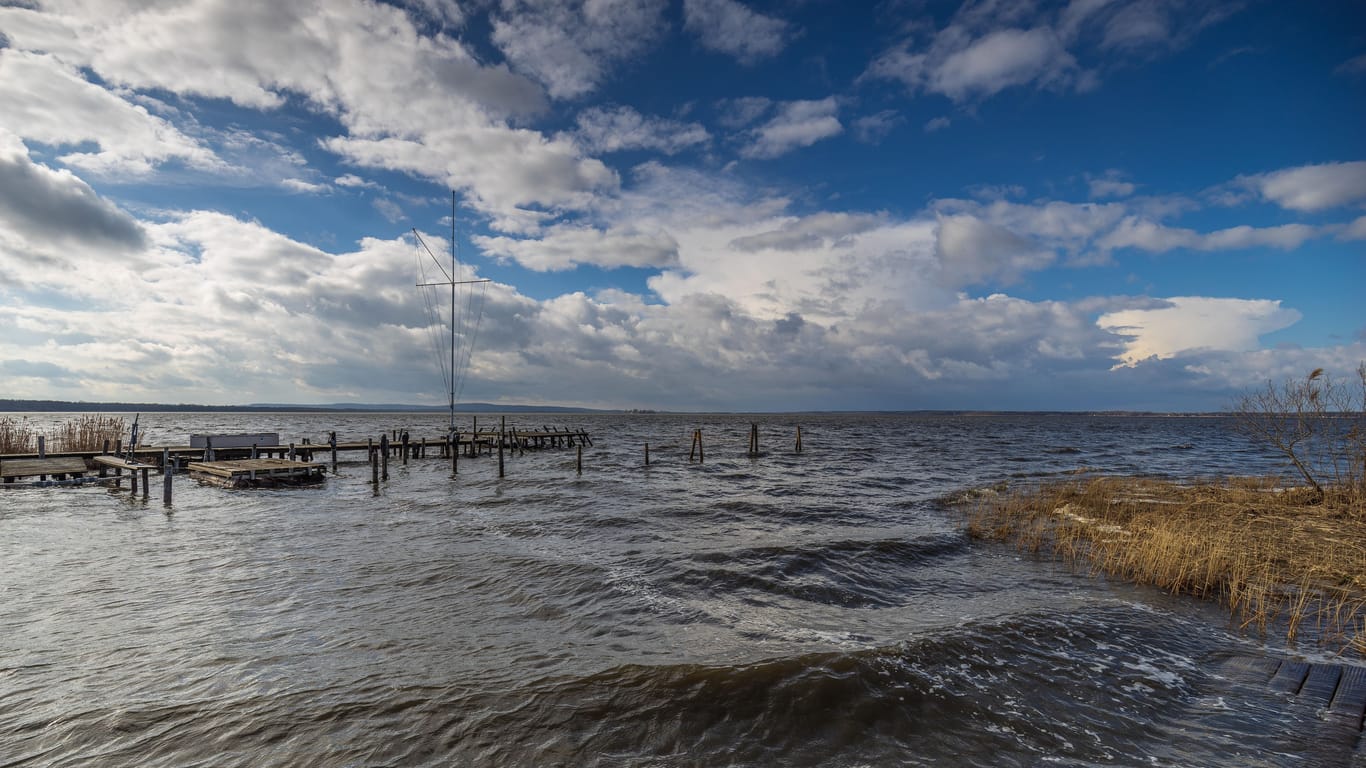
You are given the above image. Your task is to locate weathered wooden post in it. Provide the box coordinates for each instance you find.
[451,430,458,475]
[162,448,172,506]
[140,467,149,498]
[205,436,214,462]
[289,442,296,461]
[371,447,380,485]
[689,430,697,462]
[380,434,389,480]
[330,432,338,473]
[420,437,426,459]
[498,416,506,478]
[645,442,650,466]
[402,432,409,465]
[795,425,802,454]
[102,439,110,456]
[37,436,46,480]
[130,462,138,494]
[576,444,582,475]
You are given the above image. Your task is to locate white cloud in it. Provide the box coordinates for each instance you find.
[924,116,952,133]
[335,174,380,189]
[0,131,147,257]
[281,178,331,194]
[574,106,710,155]
[0,49,221,177]
[0,0,620,231]
[491,0,667,99]
[933,27,1077,100]
[1099,217,1320,252]
[740,97,842,159]
[1239,160,1366,212]
[1098,297,1301,368]
[476,224,680,271]
[934,213,1055,286]
[852,110,903,144]
[683,0,790,64]
[1339,215,1366,241]
[1088,169,1136,199]
[1336,53,1366,76]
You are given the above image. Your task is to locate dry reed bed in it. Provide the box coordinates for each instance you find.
[0,415,127,454]
[963,476,1366,654]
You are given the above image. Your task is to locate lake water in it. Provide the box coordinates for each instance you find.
[0,412,1357,766]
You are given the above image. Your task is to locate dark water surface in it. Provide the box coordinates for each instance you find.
[0,413,1356,766]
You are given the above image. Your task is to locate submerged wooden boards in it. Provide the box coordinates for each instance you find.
[0,457,89,482]
[186,458,325,488]
[1220,654,1366,761]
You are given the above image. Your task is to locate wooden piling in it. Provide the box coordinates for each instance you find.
[402,432,409,465]
[141,467,149,498]
[645,442,650,466]
[380,434,389,480]
[498,416,505,478]
[131,463,138,494]
[371,449,379,485]
[162,448,172,506]
[796,425,802,454]
[577,444,582,475]
[289,442,296,461]
[330,432,338,473]
[37,436,47,480]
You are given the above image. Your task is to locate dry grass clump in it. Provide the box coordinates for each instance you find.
[0,415,127,453]
[966,476,1366,654]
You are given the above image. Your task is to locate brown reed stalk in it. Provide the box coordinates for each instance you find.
[962,476,1366,653]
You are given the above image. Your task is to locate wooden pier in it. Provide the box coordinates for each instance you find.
[1,457,89,483]
[187,458,326,488]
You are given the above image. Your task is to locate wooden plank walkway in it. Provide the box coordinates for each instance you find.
[0,457,89,482]
[187,458,326,488]
[1221,654,1366,762]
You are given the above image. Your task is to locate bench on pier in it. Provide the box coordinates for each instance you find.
[1,457,90,483]
[92,455,156,473]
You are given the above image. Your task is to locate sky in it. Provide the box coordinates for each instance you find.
[0,0,1363,412]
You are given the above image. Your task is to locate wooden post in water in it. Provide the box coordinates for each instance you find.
[380,434,389,480]
[205,436,213,462]
[37,436,46,480]
[289,442,296,461]
[402,432,409,465]
[103,439,110,456]
[498,416,505,478]
[140,467,149,498]
[576,444,582,475]
[131,462,138,494]
[451,430,459,475]
[645,442,650,466]
[162,448,172,506]
[330,432,337,473]
[371,448,379,485]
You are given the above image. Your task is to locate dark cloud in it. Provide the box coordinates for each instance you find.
[0,148,147,252]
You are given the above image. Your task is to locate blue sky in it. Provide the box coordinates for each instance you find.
[0,0,1362,411]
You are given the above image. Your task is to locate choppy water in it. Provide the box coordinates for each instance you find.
[1,412,1358,766]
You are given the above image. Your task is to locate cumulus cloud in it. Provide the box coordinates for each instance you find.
[491,0,667,99]
[1088,169,1136,199]
[0,49,220,177]
[1099,218,1320,252]
[574,106,710,155]
[0,0,618,231]
[0,132,147,254]
[1098,297,1302,368]
[740,97,842,159]
[1237,160,1366,212]
[864,0,1235,103]
[683,0,790,64]
[476,224,680,271]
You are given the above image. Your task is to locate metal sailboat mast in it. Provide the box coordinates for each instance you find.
[413,191,491,433]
